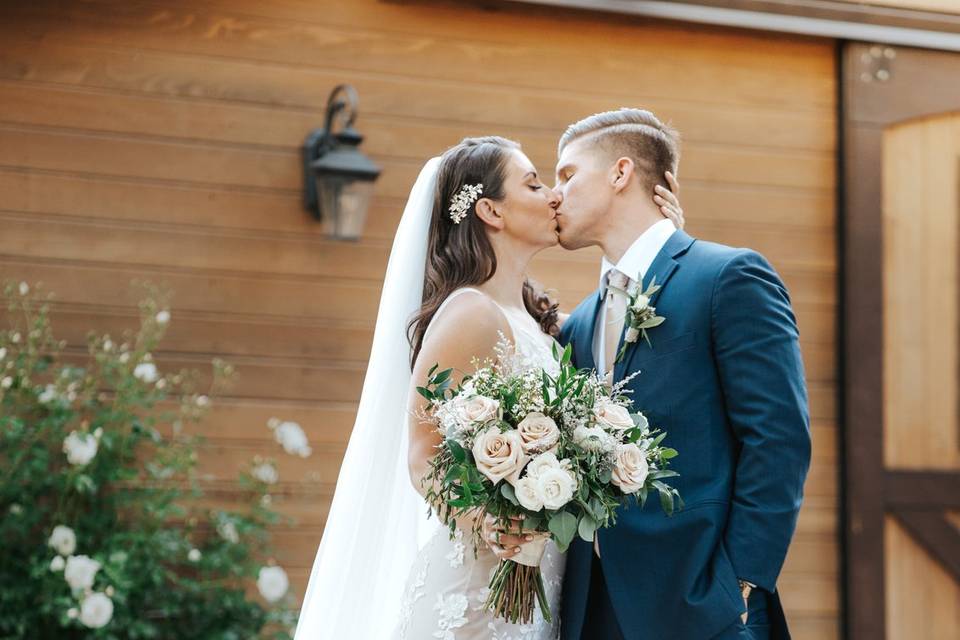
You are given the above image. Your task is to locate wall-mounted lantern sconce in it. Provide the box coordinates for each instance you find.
[303,84,381,240]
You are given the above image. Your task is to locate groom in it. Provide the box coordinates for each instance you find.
[554,109,811,640]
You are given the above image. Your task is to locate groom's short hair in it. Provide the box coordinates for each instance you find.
[558,109,680,191]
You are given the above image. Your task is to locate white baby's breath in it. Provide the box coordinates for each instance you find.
[252,462,279,485]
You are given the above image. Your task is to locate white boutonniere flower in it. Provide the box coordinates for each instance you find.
[614,276,666,364]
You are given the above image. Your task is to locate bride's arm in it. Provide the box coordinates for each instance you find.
[406,293,511,501]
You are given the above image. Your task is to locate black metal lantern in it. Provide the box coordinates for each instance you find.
[303,85,381,240]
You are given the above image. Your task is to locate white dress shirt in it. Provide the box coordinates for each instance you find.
[592,219,677,374]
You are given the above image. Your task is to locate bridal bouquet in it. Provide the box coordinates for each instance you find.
[417,337,682,625]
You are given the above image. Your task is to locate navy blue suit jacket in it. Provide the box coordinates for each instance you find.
[558,230,811,640]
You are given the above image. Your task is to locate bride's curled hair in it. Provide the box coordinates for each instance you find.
[408,136,560,368]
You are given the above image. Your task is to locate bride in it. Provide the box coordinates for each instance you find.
[293,136,682,639]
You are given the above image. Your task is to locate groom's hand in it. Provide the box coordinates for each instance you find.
[482,514,535,560]
[654,171,684,229]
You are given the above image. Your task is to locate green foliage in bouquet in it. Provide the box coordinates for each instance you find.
[0,281,299,639]
[415,339,683,624]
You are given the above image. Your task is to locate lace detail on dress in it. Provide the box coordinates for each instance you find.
[433,592,470,639]
[398,558,430,639]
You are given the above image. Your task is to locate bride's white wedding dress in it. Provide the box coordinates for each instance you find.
[394,287,565,640]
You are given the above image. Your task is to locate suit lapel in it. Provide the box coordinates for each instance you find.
[613,230,696,381]
[577,287,603,372]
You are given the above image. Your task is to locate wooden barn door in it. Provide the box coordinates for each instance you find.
[843,43,960,640]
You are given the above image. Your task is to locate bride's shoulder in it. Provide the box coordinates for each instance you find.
[427,289,509,342]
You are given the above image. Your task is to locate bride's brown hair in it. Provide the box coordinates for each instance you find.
[407,136,560,368]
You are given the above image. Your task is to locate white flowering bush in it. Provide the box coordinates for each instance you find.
[0,281,301,639]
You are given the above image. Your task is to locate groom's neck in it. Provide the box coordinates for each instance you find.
[600,204,664,264]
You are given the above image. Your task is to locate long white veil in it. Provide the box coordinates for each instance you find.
[294,158,443,639]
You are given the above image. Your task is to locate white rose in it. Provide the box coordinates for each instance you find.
[118,352,130,364]
[471,428,528,485]
[188,549,202,562]
[8,503,22,515]
[79,592,113,629]
[0,347,6,360]
[516,412,560,454]
[1,377,11,389]
[534,468,577,510]
[631,294,650,312]
[593,399,635,432]
[274,421,312,458]
[524,451,561,479]
[38,384,58,404]
[48,525,77,556]
[64,555,101,591]
[454,395,500,424]
[63,431,98,466]
[514,476,544,512]
[611,443,650,494]
[133,363,158,383]
[252,462,278,485]
[50,556,66,572]
[67,608,78,620]
[19,282,29,296]
[257,566,289,603]
[155,310,170,325]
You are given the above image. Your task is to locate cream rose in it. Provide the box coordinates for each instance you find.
[516,412,560,454]
[471,428,528,485]
[611,443,650,494]
[48,525,77,556]
[79,592,113,629]
[534,468,577,510]
[454,395,500,425]
[593,399,635,432]
[525,451,562,479]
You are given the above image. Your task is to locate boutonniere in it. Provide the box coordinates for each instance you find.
[614,276,666,364]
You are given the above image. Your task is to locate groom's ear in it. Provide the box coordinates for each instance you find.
[474,198,505,230]
[610,157,636,194]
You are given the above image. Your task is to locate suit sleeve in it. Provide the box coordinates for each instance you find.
[712,250,811,592]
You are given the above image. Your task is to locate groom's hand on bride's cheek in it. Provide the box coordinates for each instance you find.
[482,514,535,559]
[654,171,684,229]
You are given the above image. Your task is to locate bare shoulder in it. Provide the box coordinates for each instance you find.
[414,290,511,379]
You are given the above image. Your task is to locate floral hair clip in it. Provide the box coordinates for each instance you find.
[449,183,484,224]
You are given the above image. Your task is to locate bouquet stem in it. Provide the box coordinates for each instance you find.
[485,559,552,625]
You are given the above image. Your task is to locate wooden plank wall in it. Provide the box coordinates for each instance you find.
[0,1,838,636]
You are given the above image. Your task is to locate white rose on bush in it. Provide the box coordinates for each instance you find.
[133,362,158,383]
[48,525,77,556]
[252,462,279,485]
[515,412,560,454]
[471,428,528,485]
[257,566,289,603]
[50,556,66,572]
[79,592,114,629]
[273,421,312,458]
[610,443,650,494]
[64,555,101,591]
[63,431,98,466]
